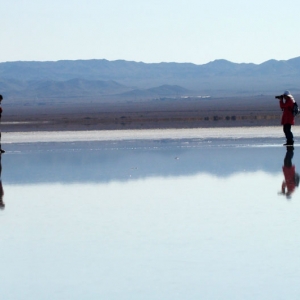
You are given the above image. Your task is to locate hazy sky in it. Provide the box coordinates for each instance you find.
[1,0,299,64]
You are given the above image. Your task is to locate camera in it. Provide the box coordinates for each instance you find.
[275,95,283,99]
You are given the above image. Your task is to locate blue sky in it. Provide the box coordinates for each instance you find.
[1,0,299,64]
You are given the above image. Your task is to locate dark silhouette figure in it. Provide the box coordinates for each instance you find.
[0,94,4,153]
[0,153,4,209]
[0,95,4,208]
[279,147,298,199]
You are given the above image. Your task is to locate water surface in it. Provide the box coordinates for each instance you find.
[1,136,300,300]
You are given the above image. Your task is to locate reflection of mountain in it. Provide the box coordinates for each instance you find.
[3,140,291,184]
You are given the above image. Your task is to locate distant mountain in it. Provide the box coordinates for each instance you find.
[1,57,300,98]
[0,78,131,100]
[120,84,190,98]
[29,78,129,98]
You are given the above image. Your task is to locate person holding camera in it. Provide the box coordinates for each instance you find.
[276,90,295,146]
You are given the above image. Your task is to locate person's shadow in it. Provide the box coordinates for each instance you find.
[279,146,299,199]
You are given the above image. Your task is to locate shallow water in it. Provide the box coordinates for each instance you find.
[1,135,300,300]
[4,126,300,143]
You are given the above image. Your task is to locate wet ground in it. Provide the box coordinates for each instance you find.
[1,130,300,299]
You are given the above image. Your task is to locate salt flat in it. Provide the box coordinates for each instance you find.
[2,126,299,143]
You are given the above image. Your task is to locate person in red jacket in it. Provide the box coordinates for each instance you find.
[278,90,295,146]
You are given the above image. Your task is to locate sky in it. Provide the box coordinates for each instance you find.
[1,0,299,65]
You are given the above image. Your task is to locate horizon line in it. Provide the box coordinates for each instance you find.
[0,56,299,66]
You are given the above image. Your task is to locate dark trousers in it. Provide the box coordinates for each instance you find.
[284,148,294,167]
[283,124,294,144]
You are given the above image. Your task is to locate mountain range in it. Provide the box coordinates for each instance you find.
[1,57,300,101]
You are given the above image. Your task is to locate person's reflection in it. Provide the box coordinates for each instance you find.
[0,153,4,209]
[0,95,4,208]
[0,94,4,154]
[279,146,298,199]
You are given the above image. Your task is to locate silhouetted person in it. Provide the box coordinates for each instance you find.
[0,94,4,153]
[0,153,4,209]
[279,147,298,199]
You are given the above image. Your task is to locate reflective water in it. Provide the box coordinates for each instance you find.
[1,137,300,299]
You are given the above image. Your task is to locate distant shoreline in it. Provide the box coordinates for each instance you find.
[1,115,282,132]
[1,96,283,132]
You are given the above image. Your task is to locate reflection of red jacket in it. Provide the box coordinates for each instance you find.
[282,165,296,193]
[280,98,295,125]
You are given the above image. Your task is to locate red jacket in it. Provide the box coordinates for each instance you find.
[280,98,295,125]
[282,165,296,194]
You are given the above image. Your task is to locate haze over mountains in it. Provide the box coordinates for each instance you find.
[1,57,300,102]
